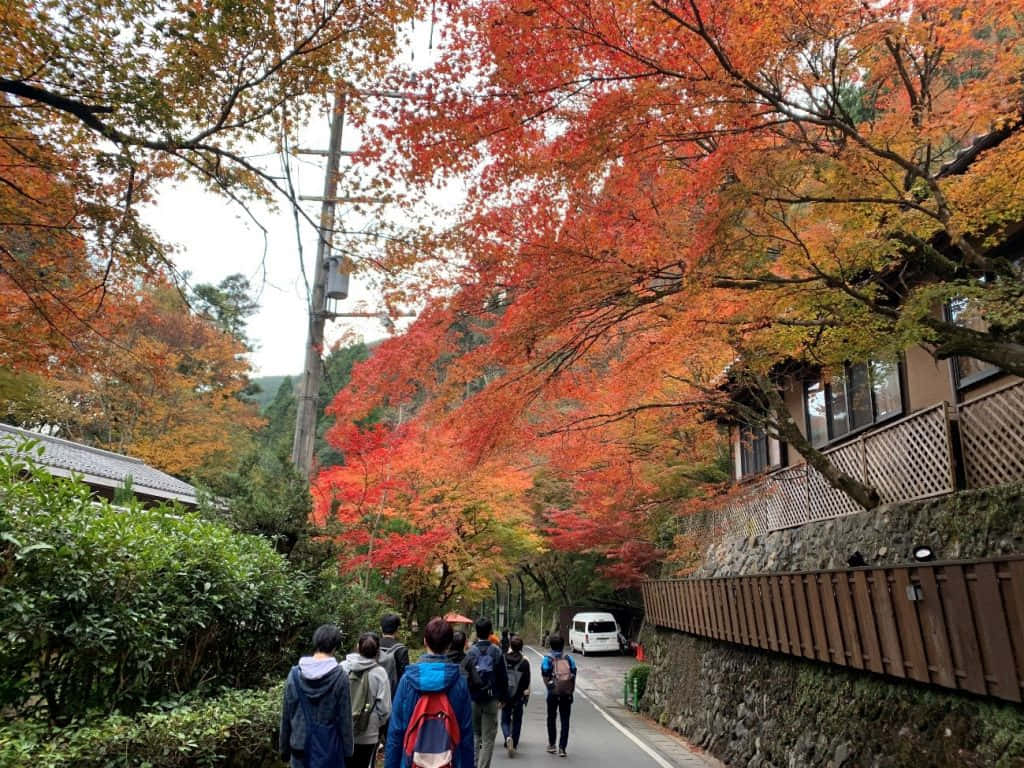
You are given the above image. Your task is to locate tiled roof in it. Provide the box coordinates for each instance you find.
[0,423,198,505]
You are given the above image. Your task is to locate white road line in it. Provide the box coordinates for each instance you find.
[525,646,674,768]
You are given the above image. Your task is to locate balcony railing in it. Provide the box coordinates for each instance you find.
[688,381,1024,540]
[714,402,957,536]
[958,380,1024,490]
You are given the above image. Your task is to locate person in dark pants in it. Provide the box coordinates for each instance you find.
[540,633,577,758]
[462,617,509,768]
[501,635,531,756]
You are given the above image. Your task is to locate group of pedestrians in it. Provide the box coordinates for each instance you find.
[279,614,578,768]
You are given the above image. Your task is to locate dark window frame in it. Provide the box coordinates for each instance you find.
[945,294,1003,391]
[803,358,906,449]
[737,423,771,479]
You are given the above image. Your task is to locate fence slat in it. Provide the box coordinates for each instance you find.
[1004,561,1024,698]
[890,569,930,683]
[916,567,955,688]
[741,578,759,647]
[704,585,720,638]
[733,579,750,645]
[971,563,1020,701]
[770,577,791,654]
[852,570,884,673]
[819,573,846,665]
[727,579,743,644]
[683,581,696,633]
[717,580,735,643]
[791,573,815,659]
[712,580,726,640]
[870,570,905,679]
[939,566,986,694]
[673,583,680,628]
[751,578,769,649]
[834,572,863,670]
[761,576,779,652]
[804,574,831,663]
[779,575,799,655]
[699,580,713,637]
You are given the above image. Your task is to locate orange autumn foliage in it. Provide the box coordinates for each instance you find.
[325,1,1024,584]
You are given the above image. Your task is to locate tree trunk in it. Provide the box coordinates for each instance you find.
[925,320,1024,377]
[757,376,882,511]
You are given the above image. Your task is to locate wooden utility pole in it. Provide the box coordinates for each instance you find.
[291,89,347,477]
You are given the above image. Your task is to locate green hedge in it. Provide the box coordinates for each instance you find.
[625,663,651,705]
[0,687,281,768]
[0,441,307,721]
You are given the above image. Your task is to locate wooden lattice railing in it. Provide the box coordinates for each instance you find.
[718,404,955,534]
[959,380,1024,489]
[642,556,1024,703]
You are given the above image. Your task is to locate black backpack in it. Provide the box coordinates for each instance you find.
[506,657,524,700]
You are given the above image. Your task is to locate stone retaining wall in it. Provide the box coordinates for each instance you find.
[641,484,1024,768]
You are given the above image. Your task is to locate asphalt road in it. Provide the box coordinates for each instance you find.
[479,647,670,767]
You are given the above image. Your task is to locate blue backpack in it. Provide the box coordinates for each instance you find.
[466,645,496,702]
[290,667,344,768]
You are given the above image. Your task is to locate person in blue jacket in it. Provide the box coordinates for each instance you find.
[385,617,474,768]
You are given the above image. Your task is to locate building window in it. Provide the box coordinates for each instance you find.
[804,359,903,447]
[738,424,769,477]
[948,297,1000,389]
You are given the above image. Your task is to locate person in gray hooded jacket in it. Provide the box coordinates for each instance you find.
[280,624,355,767]
[342,632,393,768]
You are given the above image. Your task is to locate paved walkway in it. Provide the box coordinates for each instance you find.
[501,646,725,768]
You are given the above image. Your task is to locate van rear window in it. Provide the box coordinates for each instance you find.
[588,621,617,633]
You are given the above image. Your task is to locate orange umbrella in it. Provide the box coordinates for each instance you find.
[444,613,473,624]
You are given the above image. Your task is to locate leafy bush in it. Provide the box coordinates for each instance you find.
[625,663,651,704]
[0,686,281,768]
[302,576,396,650]
[0,441,306,722]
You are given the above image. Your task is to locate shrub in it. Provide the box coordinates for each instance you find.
[0,441,307,722]
[625,663,651,704]
[0,686,281,768]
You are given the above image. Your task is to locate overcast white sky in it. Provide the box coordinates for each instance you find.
[140,25,445,377]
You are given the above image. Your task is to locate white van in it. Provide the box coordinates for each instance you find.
[568,612,620,655]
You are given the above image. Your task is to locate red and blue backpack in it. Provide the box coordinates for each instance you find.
[403,690,460,768]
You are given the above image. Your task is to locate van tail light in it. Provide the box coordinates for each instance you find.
[585,634,589,643]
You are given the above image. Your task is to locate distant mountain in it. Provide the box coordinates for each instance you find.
[247,375,291,411]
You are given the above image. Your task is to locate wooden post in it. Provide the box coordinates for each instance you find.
[291,89,347,477]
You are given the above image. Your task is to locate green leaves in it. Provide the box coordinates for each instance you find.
[0,441,305,722]
[0,685,282,767]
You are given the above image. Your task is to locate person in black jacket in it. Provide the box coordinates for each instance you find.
[379,613,410,692]
[280,624,354,767]
[462,617,509,768]
[501,635,531,757]
[446,630,468,671]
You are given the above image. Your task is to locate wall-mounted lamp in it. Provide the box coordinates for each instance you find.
[912,545,936,563]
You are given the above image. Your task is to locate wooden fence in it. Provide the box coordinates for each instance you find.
[642,556,1024,703]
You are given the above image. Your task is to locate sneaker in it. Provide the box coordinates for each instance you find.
[547,745,557,754]
[506,737,514,757]
[559,749,567,758]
